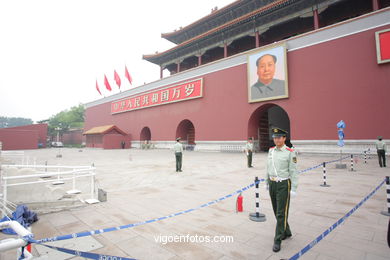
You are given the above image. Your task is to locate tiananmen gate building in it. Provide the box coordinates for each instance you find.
[84,0,390,152]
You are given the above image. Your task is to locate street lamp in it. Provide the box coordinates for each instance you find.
[55,127,61,142]
[55,126,62,158]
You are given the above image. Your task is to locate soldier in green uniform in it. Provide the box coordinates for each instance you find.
[174,137,183,172]
[266,127,298,252]
[245,137,254,168]
[376,136,387,167]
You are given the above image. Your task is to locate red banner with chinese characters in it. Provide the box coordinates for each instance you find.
[375,29,390,64]
[111,78,203,114]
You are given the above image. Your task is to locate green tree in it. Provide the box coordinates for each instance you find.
[0,117,33,128]
[48,104,85,137]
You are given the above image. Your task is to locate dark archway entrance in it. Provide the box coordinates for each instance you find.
[248,104,290,152]
[140,127,151,141]
[176,120,195,145]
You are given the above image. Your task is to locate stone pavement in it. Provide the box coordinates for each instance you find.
[0,148,389,260]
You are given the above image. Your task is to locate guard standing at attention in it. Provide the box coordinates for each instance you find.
[245,137,254,168]
[174,137,183,172]
[266,127,298,253]
[376,136,387,167]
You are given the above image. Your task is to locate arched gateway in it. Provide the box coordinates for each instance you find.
[248,104,290,151]
[140,127,151,141]
[176,120,195,145]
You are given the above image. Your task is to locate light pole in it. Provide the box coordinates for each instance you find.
[55,126,62,158]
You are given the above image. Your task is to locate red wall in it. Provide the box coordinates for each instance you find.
[85,131,131,149]
[0,124,48,150]
[103,134,130,149]
[86,135,103,148]
[0,130,38,151]
[85,25,390,141]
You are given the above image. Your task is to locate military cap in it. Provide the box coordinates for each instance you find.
[377,136,382,140]
[176,137,181,141]
[248,137,253,140]
[272,127,288,138]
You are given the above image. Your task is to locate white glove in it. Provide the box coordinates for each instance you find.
[290,191,297,197]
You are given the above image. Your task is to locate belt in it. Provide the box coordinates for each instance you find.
[269,176,289,182]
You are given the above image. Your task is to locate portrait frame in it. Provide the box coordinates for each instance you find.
[247,43,289,103]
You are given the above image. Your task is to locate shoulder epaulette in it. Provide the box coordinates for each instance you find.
[286,147,294,152]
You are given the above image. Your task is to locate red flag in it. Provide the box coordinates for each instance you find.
[96,80,102,95]
[114,70,121,89]
[125,66,132,85]
[104,74,112,91]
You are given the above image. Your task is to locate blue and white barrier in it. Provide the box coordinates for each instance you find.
[289,178,386,260]
[20,156,349,259]
[30,180,263,244]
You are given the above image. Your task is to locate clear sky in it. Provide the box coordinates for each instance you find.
[0,0,234,122]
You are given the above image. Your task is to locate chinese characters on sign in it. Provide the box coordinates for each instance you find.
[111,78,203,114]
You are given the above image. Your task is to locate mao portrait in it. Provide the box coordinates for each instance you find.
[248,44,288,103]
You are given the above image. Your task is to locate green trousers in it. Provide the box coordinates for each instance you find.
[175,152,182,171]
[247,151,253,167]
[269,179,292,245]
[377,150,386,167]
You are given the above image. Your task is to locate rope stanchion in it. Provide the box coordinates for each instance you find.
[350,154,354,171]
[381,176,390,216]
[33,157,347,243]
[364,151,367,164]
[23,157,348,259]
[320,162,330,187]
[289,178,386,260]
[249,176,266,222]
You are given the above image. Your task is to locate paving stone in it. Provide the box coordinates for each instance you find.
[1,149,388,259]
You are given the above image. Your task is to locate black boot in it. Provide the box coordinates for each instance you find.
[272,243,281,252]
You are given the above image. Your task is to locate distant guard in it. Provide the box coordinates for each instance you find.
[266,127,298,252]
[376,136,387,167]
[245,137,254,168]
[174,137,183,172]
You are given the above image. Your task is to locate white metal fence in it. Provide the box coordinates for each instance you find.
[0,164,98,217]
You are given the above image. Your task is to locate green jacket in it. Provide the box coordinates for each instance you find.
[245,142,254,152]
[376,140,387,152]
[266,145,298,192]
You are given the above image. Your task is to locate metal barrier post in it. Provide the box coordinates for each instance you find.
[67,168,81,194]
[249,176,266,222]
[320,162,330,187]
[52,166,64,185]
[364,151,367,164]
[350,154,354,171]
[2,178,7,218]
[380,176,390,216]
[90,173,95,199]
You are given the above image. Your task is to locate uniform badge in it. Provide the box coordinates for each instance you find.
[293,157,297,163]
